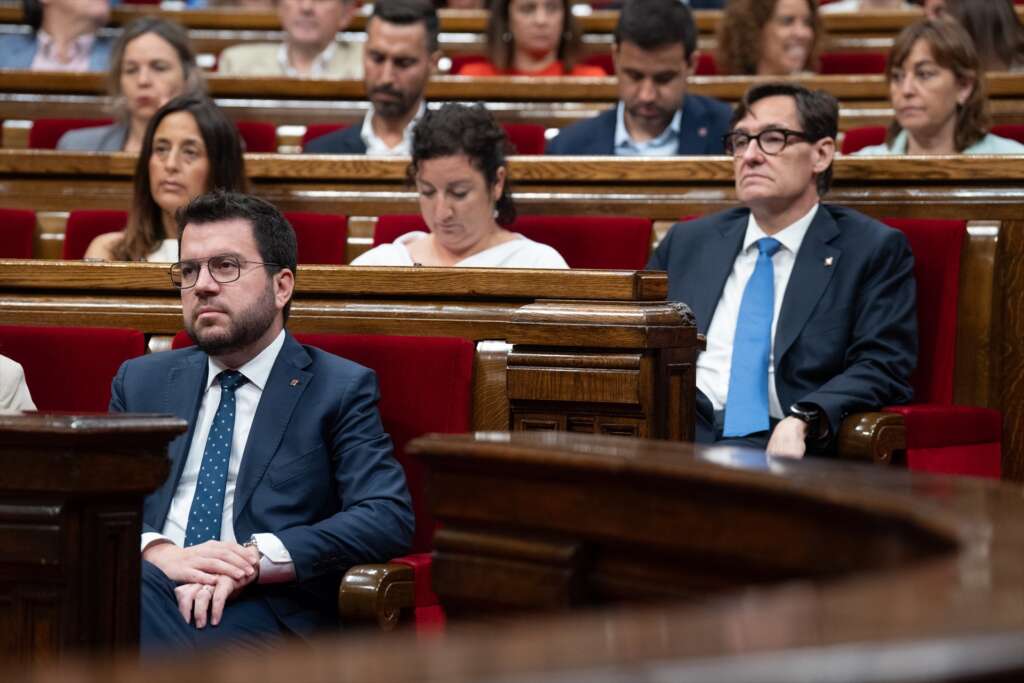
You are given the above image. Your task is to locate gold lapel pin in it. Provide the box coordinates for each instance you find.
[290,379,300,387]
[824,256,834,267]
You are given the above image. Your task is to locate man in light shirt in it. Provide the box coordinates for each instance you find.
[111,191,412,652]
[648,82,917,458]
[0,0,112,71]
[218,0,361,78]
[303,0,440,154]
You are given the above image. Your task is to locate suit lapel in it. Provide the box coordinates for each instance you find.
[691,214,747,334]
[232,334,313,522]
[774,207,841,363]
[153,351,207,527]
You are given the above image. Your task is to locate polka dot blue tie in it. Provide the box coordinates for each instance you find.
[183,370,247,547]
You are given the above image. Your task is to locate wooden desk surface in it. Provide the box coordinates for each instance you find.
[14,431,1024,682]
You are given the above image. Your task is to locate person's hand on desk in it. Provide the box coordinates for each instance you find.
[143,539,260,585]
[765,417,808,459]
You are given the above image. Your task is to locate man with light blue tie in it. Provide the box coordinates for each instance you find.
[648,83,917,458]
[110,191,413,652]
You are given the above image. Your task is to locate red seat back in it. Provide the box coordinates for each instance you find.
[992,124,1024,145]
[373,214,653,269]
[29,118,115,149]
[236,121,277,153]
[284,212,348,264]
[171,331,474,553]
[841,126,887,155]
[502,123,546,155]
[694,52,718,76]
[302,123,348,149]
[819,52,887,75]
[0,325,146,411]
[450,54,489,74]
[0,209,35,258]
[63,210,130,260]
[881,218,966,404]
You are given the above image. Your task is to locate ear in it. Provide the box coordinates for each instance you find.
[273,268,295,314]
[955,72,976,107]
[429,49,442,76]
[338,0,358,30]
[492,166,507,205]
[812,136,835,176]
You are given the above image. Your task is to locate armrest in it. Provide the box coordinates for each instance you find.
[338,562,415,630]
[836,411,906,465]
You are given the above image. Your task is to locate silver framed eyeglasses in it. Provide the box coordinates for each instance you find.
[722,128,811,157]
[169,254,282,289]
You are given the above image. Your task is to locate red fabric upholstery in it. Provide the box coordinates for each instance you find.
[0,325,145,411]
[840,126,887,155]
[582,53,614,75]
[992,124,1024,145]
[450,54,488,74]
[283,212,348,264]
[63,210,129,260]
[694,52,718,76]
[819,52,887,75]
[502,123,546,155]
[29,118,114,149]
[170,332,475,627]
[880,218,1001,478]
[374,214,653,269]
[236,121,277,153]
[302,123,347,148]
[0,209,35,258]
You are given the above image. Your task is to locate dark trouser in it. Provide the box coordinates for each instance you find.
[140,560,291,658]
[694,389,778,450]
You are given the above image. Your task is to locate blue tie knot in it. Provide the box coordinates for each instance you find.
[757,237,782,258]
[218,370,247,393]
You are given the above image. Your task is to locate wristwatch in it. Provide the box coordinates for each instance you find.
[243,536,263,579]
[789,402,829,443]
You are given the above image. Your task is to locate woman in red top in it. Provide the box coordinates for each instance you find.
[457,0,605,76]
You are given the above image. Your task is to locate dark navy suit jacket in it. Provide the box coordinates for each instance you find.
[303,125,366,154]
[545,94,732,155]
[110,332,414,635]
[647,204,917,433]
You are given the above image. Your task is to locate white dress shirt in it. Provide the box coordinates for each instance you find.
[360,102,425,155]
[697,204,819,419]
[141,330,294,583]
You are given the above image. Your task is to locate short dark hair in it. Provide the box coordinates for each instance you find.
[614,0,697,62]
[408,103,516,226]
[371,0,440,53]
[178,191,298,322]
[730,82,838,195]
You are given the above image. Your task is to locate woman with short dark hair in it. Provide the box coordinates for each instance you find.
[84,97,248,261]
[59,18,205,152]
[857,19,1024,155]
[353,103,567,268]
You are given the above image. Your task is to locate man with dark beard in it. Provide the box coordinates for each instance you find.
[303,0,439,154]
[111,191,413,653]
[545,0,731,156]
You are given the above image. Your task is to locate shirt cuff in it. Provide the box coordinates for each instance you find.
[254,532,295,584]
[141,532,172,553]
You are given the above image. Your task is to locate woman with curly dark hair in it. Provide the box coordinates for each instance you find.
[456,0,604,76]
[717,0,822,76]
[353,103,567,268]
[84,96,248,261]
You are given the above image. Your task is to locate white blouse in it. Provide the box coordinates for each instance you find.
[351,231,569,269]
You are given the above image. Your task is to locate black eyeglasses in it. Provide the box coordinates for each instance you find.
[169,254,282,290]
[722,128,811,157]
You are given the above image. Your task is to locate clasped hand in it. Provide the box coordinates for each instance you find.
[143,540,260,627]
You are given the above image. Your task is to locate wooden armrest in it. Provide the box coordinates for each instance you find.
[338,562,415,631]
[836,411,906,465]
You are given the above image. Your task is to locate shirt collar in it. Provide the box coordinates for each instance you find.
[205,328,286,393]
[743,203,819,256]
[277,41,338,78]
[360,101,426,155]
[36,29,96,61]
[613,101,682,151]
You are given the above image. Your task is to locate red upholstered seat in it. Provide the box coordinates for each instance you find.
[840,126,887,155]
[0,209,35,258]
[503,123,546,155]
[29,118,114,149]
[449,54,489,74]
[0,325,145,411]
[63,210,129,260]
[374,214,653,269]
[694,52,718,76]
[283,212,348,264]
[880,218,1001,478]
[170,331,475,629]
[819,52,887,75]
[236,121,277,153]
[302,123,347,149]
[992,124,1024,145]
